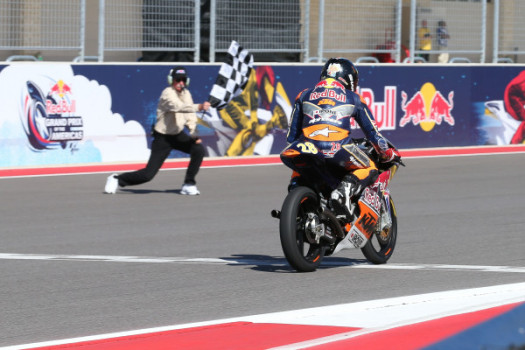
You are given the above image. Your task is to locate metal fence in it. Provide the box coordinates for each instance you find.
[493,0,525,63]
[210,0,308,62]
[103,0,200,62]
[1,0,524,64]
[0,0,85,61]
[313,0,403,64]
[407,0,487,64]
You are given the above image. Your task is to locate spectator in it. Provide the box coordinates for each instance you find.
[104,66,210,195]
[436,20,451,63]
[418,19,432,62]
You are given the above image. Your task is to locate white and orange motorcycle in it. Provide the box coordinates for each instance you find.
[272,138,404,272]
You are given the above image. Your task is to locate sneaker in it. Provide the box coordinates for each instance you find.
[181,183,200,195]
[104,174,119,194]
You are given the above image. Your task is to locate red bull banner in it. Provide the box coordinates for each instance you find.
[0,63,524,168]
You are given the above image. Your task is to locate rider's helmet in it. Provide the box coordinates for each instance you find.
[320,58,359,92]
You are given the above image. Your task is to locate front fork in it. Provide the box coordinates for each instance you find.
[377,192,392,233]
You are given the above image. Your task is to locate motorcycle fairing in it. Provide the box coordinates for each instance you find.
[332,185,381,253]
[280,140,346,190]
[333,168,395,253]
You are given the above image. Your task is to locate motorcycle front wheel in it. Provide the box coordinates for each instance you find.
[279,187,325,272]
[361,196,397,264]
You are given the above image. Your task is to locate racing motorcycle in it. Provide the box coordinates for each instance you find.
[271,138,404,272]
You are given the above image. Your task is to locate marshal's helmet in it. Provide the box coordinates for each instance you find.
[320,58,359,91]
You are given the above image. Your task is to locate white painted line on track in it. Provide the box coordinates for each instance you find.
[2,282,525,350]
[1,253,525,273]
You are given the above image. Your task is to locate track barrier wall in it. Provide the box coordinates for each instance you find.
[1,63,524,169]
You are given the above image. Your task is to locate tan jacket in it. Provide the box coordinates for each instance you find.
[154,86,200,137]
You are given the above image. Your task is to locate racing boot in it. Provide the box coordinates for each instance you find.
[330,175,362,219]
[287,171,303,192]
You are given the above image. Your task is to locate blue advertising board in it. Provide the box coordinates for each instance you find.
[0,63,524,168]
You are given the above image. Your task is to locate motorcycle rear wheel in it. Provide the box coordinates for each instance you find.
[361,196,397,264]
[280,187,325,272]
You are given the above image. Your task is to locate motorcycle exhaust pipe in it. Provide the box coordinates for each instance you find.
[271,209,281,219]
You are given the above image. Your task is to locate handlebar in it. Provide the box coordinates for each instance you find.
[352,137,405,169]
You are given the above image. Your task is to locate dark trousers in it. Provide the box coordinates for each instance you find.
[418,53,430,62]
[118,131,205,187]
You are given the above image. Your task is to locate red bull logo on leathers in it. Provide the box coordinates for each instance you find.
[400,82,455,132]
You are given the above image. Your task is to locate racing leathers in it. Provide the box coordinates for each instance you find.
[281,78,399,214]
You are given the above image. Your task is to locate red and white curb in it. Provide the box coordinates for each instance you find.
[3,282,524,350]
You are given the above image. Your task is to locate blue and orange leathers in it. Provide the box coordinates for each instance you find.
[281,78,389,192]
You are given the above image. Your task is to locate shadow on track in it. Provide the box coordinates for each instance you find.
[220,254,369,273]
[117,188,184,194]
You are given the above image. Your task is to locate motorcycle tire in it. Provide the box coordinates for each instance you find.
[361,196,397,264]
[279,186,325,272]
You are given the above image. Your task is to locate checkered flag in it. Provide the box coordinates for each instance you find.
[208,41,254,110]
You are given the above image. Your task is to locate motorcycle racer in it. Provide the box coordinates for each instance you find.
[282,57,400,215]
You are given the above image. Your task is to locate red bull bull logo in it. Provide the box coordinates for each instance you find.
[49,80,72,98]
[315,78,346,90]
[400,82,455,132]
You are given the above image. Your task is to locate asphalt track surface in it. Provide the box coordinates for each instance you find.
[1,152,525,347]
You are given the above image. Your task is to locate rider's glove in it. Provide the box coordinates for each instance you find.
[380,148,401,163]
